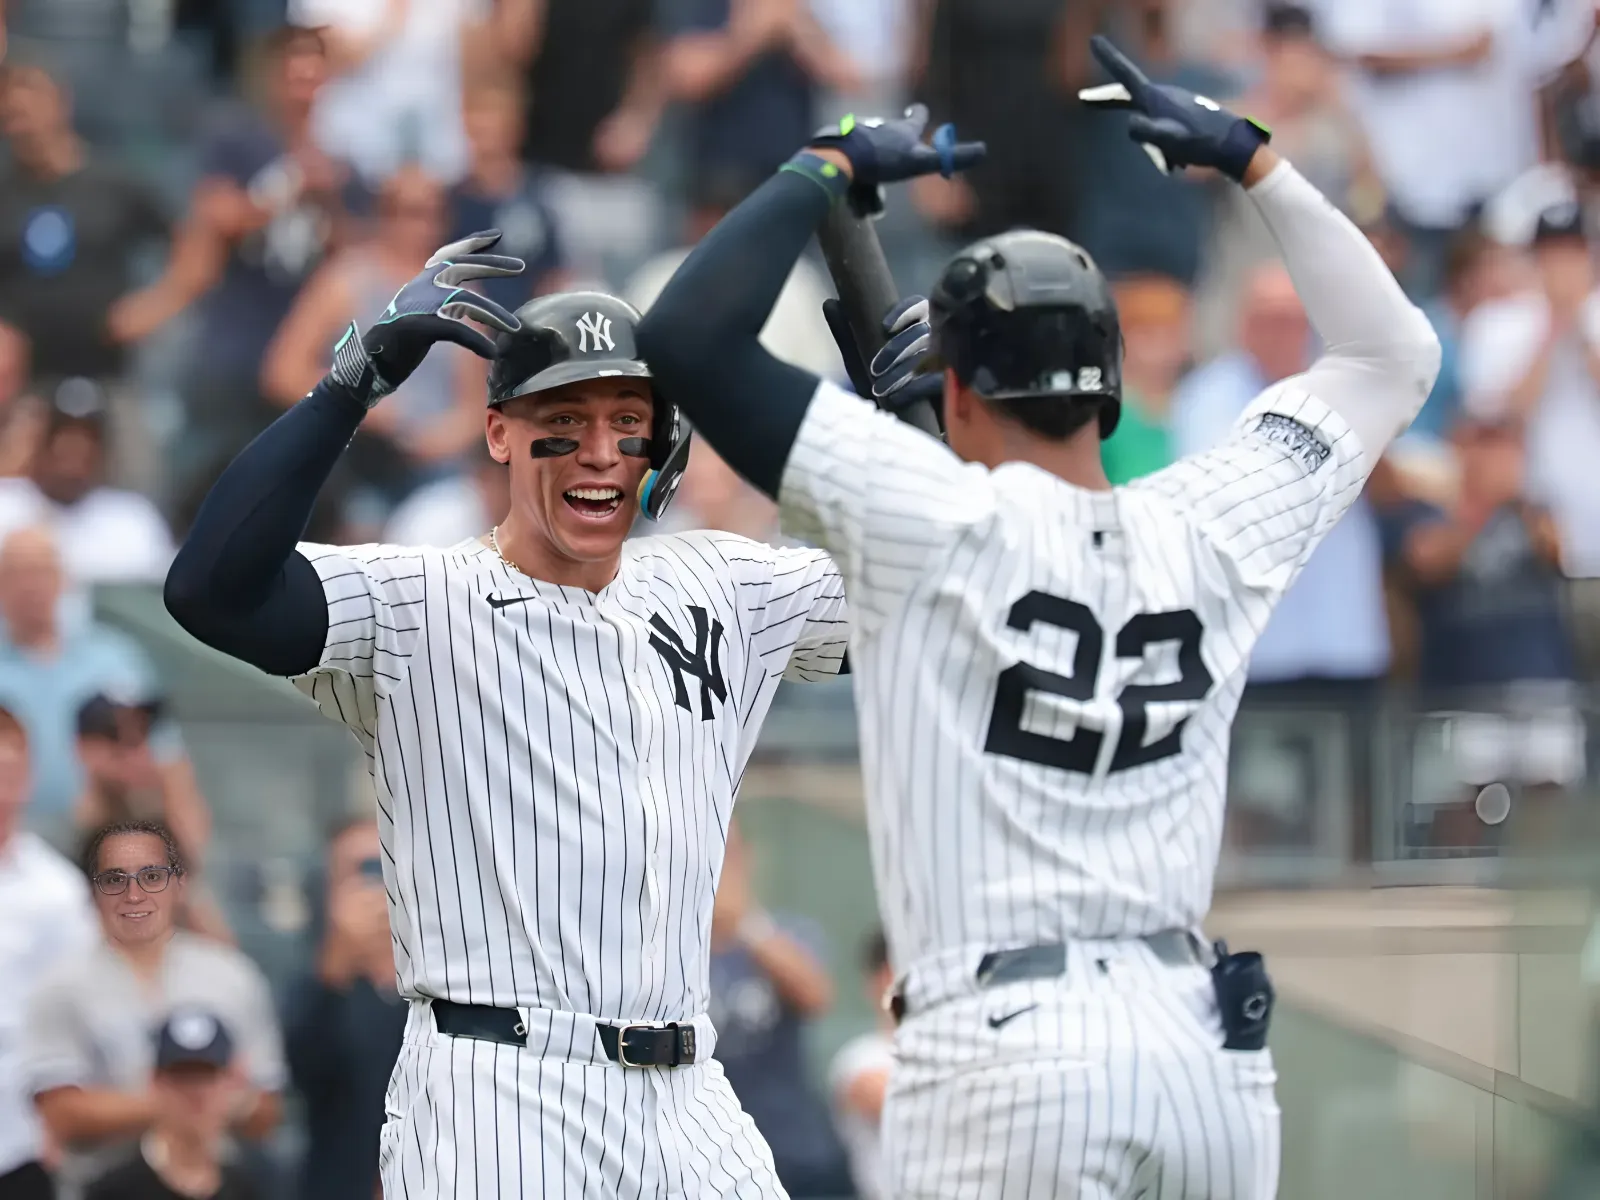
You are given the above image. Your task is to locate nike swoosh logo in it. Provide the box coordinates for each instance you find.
[485,594,539,611]
[987,1004,1039,1031]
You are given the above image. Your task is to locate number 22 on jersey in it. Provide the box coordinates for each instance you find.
[983,590,1214,776]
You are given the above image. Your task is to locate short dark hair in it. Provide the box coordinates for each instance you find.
[80,818,185,879]
[988,393,1107,441]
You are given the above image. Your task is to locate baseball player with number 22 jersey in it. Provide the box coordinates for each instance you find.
[166,245,867,1195]
[636,37,1441,1200]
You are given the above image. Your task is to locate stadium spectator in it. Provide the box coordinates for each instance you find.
[0,386,174,589]
[1192,2,1382,357]
[492,0,665,281]
[1312,0,1584,298]
[708,823,852,1199]
[1076,0,1236,283]
[112,24,362,491]
[381,442,507,549]
[0,55,173,490]
[1099,275,1192,484]
[448,71,568,314]
[283,818,405,1200]
[651,439,780,540]
[1171,263,1391,691]
[0,325,47,479]
[84,1011,262,1200]
[661,0,858,206]
[827,929,895,1200]
[1459,193,1600,680]
[288,0,484,188]
[909,0,1100,240]
[25,820,284,1199]
[0,704,97,1200]
[263,165,484,517]
[0,528,195,853]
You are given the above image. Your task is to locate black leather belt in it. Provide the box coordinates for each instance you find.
[431,1000,697,1067]
[889,932,1203,1023]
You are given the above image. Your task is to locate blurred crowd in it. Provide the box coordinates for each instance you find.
[1,0,1600,1196]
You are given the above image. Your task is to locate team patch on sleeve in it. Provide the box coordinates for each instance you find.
[1254,412,1331,472]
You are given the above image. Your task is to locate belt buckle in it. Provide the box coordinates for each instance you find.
[618,1022,682,1068]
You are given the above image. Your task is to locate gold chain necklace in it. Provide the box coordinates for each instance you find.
[488,525,518,573]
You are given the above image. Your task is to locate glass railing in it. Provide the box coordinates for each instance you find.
[90,584,1600,1194]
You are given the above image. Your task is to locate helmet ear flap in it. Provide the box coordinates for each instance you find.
[640,429,692,521]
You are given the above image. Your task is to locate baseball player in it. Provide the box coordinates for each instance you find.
[634,39,1441,1198]
[163,239,856,1197]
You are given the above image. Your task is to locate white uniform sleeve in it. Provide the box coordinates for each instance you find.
[291,543,430,738]
[1138,159,1439,602]
[746,546,850,683]
[779,381,996,638]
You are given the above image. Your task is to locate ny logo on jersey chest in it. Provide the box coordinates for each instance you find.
[648,607,727,720]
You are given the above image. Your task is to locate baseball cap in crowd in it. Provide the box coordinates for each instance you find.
[1531,195,1586,245]
[154,1009,235,1072]
[75,690,165,742]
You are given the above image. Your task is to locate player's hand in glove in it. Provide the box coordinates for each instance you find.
[869,296,942,415]
[330,230,525,406]
[805,105,986,216]
[1078,35,1270,182]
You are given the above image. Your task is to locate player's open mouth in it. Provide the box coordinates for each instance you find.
[563,486,624,519]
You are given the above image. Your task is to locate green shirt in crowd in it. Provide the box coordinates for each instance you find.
[1100,390,1171,485]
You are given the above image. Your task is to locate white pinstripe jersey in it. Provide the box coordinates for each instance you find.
[290,531,848,1020]
[779,379,1371,971]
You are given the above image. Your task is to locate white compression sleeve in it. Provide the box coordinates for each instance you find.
[1247,160,1442,469]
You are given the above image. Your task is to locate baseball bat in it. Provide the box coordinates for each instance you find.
[816,205,943,437]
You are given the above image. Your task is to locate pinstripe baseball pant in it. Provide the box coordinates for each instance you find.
[380,1001,786,1199]
[882,940,1280,1199]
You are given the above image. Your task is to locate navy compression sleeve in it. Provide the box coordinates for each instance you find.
[163,379,367,676]
[635,167,840,498]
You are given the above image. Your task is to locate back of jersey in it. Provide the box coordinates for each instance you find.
[780,377,1369,971]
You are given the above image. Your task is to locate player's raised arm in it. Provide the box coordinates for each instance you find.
[163,232,524,677]
[1081,35,1440,466]
[633,108,984,499]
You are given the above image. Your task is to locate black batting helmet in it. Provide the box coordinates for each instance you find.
[929,230,1123,439]
[487,291,690,520]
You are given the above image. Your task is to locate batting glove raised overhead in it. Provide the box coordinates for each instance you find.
[330,231,525,407]
[1078,35,1270,182]
[806,105,986,216]
[869,296,942,414]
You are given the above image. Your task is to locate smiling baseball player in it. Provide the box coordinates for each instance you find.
[634,40,1441,1198]
[163,236,855,1197]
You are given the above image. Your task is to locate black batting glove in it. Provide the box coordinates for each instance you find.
[330,230,525,406]
[869,296,943,415]
[1078,35,1270,183]
[807,105,986,216]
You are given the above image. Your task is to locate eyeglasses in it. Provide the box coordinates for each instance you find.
[92,865,181,896]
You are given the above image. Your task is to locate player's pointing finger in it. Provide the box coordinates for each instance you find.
[1089,35,1152,98]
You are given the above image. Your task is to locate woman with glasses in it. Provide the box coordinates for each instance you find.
[18,820,286,1200]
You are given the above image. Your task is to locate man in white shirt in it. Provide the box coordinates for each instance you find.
[0,704,97,1200]
[289,0,488,187]
[380,442,507,549]
[1459,191,1600,679]
[1314,0,1590,295]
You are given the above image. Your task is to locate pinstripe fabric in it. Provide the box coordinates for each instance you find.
[780,378,1377,1199]
[880,944,1279,1199]
[380,1003,783,1198]
[288,529,844,1197]
[780,380,1365,963]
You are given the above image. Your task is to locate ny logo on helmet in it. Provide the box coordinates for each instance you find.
[576,312,614,353]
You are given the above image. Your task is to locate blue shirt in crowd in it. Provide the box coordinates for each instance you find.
[708,916,853,1199]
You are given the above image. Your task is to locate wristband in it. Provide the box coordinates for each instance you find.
[780,152,852,205]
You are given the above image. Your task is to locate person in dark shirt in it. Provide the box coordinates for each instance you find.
[112,24,364,492]
[708,823,852,1199]
[449,71,568,314]
[507,0,664,177]
[282,818,406,1200]
[0,55,169,385]
[662,0,859,203]
[83,1010,260,1200]
[1384,416,1575,693]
